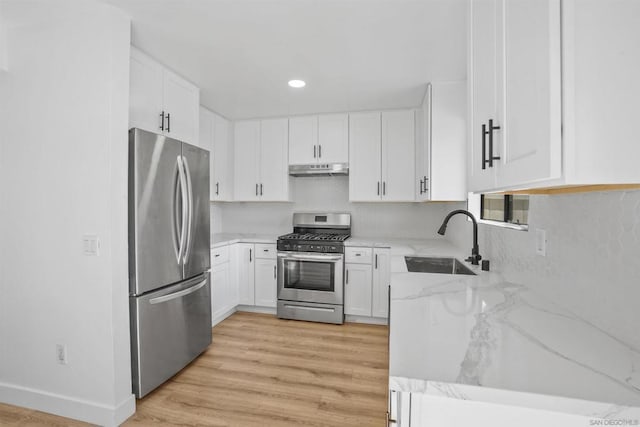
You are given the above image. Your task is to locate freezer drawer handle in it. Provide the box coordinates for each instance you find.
[149,278,207,305]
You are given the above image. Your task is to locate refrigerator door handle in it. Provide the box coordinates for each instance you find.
[149,277,207,305]
[176,156,188,264]
[182,155,194,264]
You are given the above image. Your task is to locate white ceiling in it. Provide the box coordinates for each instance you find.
[107,0,468,120]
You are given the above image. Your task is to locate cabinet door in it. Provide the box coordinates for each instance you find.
[236,243,255,305]
[344,263,372,316]
[371,249,390,319]
[496,0,561,187]
[349,112,382,202]
[259,118,289,201]
[381,110,415,201]
[289,116,317,165]
[212,113,232,201]
[318,114,349,164]
[416,85,431,202]
[162,69,199,144]
[468,0,499,192]
[211,261,231,324]
[233,121,261,201]
[254,258,277,308]
[198,107,213,153]
[199,108,217,200]
[430,82,467,201]
[129,48,163,134]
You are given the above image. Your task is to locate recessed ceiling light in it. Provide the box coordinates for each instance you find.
[288,79,306,88]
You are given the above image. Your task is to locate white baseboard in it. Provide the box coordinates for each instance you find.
[345,315,389,325]
[236,305,277,315]
[0,381,135,427]
[212,306,237,327]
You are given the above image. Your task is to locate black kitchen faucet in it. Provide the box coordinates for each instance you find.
[437,209,482,265]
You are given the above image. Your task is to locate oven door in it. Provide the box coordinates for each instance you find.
[277,251,344,305]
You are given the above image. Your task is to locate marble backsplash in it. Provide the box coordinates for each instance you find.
[212,176,464,239]
[446,190,640,351]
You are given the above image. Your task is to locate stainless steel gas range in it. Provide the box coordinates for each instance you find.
[276,213,351,324]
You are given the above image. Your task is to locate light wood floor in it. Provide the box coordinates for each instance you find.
[0,312,389,426]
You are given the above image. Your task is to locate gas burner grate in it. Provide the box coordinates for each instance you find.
[278,233,350,242]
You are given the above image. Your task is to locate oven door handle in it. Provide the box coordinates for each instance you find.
[277,252,343,262]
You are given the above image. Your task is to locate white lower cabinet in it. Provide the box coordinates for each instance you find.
[344,247,391,320]
[344,263,373,316]
[371,248,391,318]
[234,242,277,308]
[254,259,277,308]
[235,243,255,305]
[254,243,277,308]
[211,245,236,326]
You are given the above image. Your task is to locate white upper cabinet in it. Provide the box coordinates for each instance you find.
[496,0,562,189]
[289,116,318,165]
[129,47,199,145]
[381,110,416,201]
[288,113,348,165]
[468,0,640,192]
[349,112,382,201]
[162,69,200,144]
[234,120,261,201]
[259,118,289,201]
[198,107,213,152]
[470,0,562,192]
[212,113,233,201]
[468,0,500,192]
[200,107,233,201]
[349,110,415,202]
[130,48,164,134]
[234,119,289,201]
[317,114,349,164]
[416,82,467,201]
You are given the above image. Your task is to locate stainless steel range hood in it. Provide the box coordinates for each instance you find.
[289,163,349,177]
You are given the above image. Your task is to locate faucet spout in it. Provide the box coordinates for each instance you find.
[437,209,481,265]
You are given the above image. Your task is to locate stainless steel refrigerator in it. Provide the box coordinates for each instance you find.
[128,128,211,398]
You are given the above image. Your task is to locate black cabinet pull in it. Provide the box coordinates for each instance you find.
[487,119,501,167]
[313,145,316,158]
[419,178,424,195]
[318,145,322,158]
[423,176,428,193]
[377,182,380,196]
[255,183,258,196]
[375,254,378,269]
[159,111,165,131]
[260,183,263,196]
[215,182,219,195]
[346,269,349,284]
[249,248,252,262]
[383,181,386,196]
[166,113,171,133]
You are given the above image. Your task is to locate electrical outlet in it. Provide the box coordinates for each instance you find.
[536,228,547,256]
[56,344,67,365]
[82,234,100,256]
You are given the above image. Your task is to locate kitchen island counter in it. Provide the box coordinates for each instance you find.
[387,239,640,424]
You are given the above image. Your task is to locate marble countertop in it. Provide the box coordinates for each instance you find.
[211,233,279,248]
[388,241,640,419]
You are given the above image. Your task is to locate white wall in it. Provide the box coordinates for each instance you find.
[213,176,465,238]
[0,2,134,426]
[445,190,640,351]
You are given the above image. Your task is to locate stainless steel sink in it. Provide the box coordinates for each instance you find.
[405,256,476,275]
